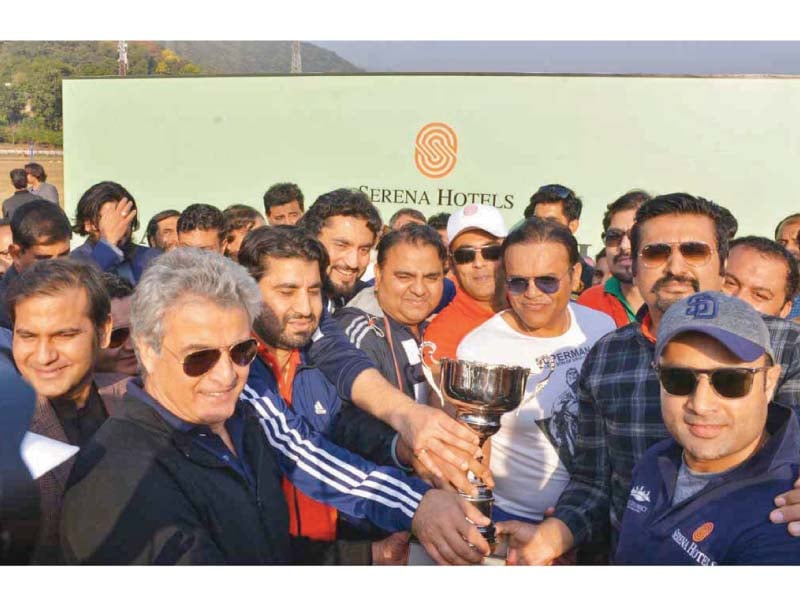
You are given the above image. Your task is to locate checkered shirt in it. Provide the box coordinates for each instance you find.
[553,312,800,547]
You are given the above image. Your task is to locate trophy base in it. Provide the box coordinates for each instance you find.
[408,540,507,566]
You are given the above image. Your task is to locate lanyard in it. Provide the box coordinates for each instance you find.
[381,316,407,396]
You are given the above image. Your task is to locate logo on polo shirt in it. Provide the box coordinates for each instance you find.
[692,522,714,543]
[314,401,327,415]
[630,486,651,503]
[627,486,651,514]
[671,528,718,566]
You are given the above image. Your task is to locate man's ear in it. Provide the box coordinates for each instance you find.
[779,300,792,319]
[135,337,159,377]
[765,363,783,402]
[374,262,383,288]
[98,315,113,350]
[570,261,583,293]
[567,219,580,234]
[9,243,22,267]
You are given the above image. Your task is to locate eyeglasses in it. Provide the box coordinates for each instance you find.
[506,271,570,295]
[639,241,714,268]
[109,327,131,349]
[451,244,503,265]
[162,338,258,377]
[602,227,633,247]
[653,365,770,399]
[536,184,574,200]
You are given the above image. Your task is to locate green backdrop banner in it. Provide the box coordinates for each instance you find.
[63,74,800,255]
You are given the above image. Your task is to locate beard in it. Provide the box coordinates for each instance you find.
[253,302,318,350]
[324,271,360,303]
[651,274,700,315]
[610,251,634,284]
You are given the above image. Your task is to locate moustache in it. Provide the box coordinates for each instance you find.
[284,311,317,324]
[612,251,632,264]
[652,275,700,294]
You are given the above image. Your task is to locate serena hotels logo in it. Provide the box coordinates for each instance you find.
[414,122,458,179]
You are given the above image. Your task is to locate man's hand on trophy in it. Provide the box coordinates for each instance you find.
[371,531,411,566]
[397,438,494,495]
[412,489,491,565]
[495,518,574,565]
[392,403,480,479]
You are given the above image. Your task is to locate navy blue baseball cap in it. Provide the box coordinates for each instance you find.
[655,291,774,364]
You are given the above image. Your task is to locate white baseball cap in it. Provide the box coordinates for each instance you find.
[446,205,509,247]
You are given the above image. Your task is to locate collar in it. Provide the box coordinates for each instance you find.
[640,311,657,344]
[125,378,195,433]
[255,337,303,374]
[604,276,637,319]
[633,304,657,344]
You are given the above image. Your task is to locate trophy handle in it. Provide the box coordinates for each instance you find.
[419,341,446,408]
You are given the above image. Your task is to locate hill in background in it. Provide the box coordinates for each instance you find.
[163,41,360,74]
[0,40,362,147]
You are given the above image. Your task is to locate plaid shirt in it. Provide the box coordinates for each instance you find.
[553,309,800,547]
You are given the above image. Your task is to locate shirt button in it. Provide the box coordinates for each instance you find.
[222,455,230,462]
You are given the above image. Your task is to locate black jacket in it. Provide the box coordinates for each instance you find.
[334,288,429,404]
[0,265,19,330]
[60,390,372,565]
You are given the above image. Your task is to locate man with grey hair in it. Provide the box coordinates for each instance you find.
[61,248,488,564]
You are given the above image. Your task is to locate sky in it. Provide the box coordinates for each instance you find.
[312,41,800,75]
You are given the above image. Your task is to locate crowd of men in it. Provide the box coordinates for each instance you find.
[1,173,800,566]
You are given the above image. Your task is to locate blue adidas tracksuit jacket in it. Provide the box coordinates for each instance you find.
[243,351,431,535]
[615,403,800,565]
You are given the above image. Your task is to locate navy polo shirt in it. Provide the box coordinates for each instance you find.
[126,380,255,488]
[615,403,800,565]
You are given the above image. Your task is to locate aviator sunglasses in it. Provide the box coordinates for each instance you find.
[163,338,259,377]
[451,244,503,265]
[602,227,632,248]
[638,241,714,268]
[108,327,131,349]
[506,271,570,296]
[653,364,771,399]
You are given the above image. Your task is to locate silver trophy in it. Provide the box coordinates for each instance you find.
[420,341,555,550]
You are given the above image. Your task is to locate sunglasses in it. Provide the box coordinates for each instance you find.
[163,338,259,377]
[109,327,131,349]
[506,271,570,295]
[654,365,770,399]
[537,184,574,199]
[638,241,714,268]
[451,244,503,265]
[602,227,633,247]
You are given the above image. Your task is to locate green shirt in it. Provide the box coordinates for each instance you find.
[605,276,637,323]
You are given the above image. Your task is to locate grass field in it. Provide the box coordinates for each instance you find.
[0,145,64,210]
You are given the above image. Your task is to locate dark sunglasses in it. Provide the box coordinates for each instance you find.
[639,241,714,268]
[164,338,258,377]
[451,244,503,265]
[109,327,131,349]
[506,272,569,296]
[654,365,770,399]
[537,184,574,199]
[602,227,633,247]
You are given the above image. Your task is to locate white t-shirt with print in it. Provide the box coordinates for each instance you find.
[457,303,615,521]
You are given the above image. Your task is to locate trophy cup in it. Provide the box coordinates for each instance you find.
[420,341,555,552]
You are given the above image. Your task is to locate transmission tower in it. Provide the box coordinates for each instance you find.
[291,41,302,73]
[118,41,128,77]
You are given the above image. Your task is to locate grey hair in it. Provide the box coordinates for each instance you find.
[131,247,262,354]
